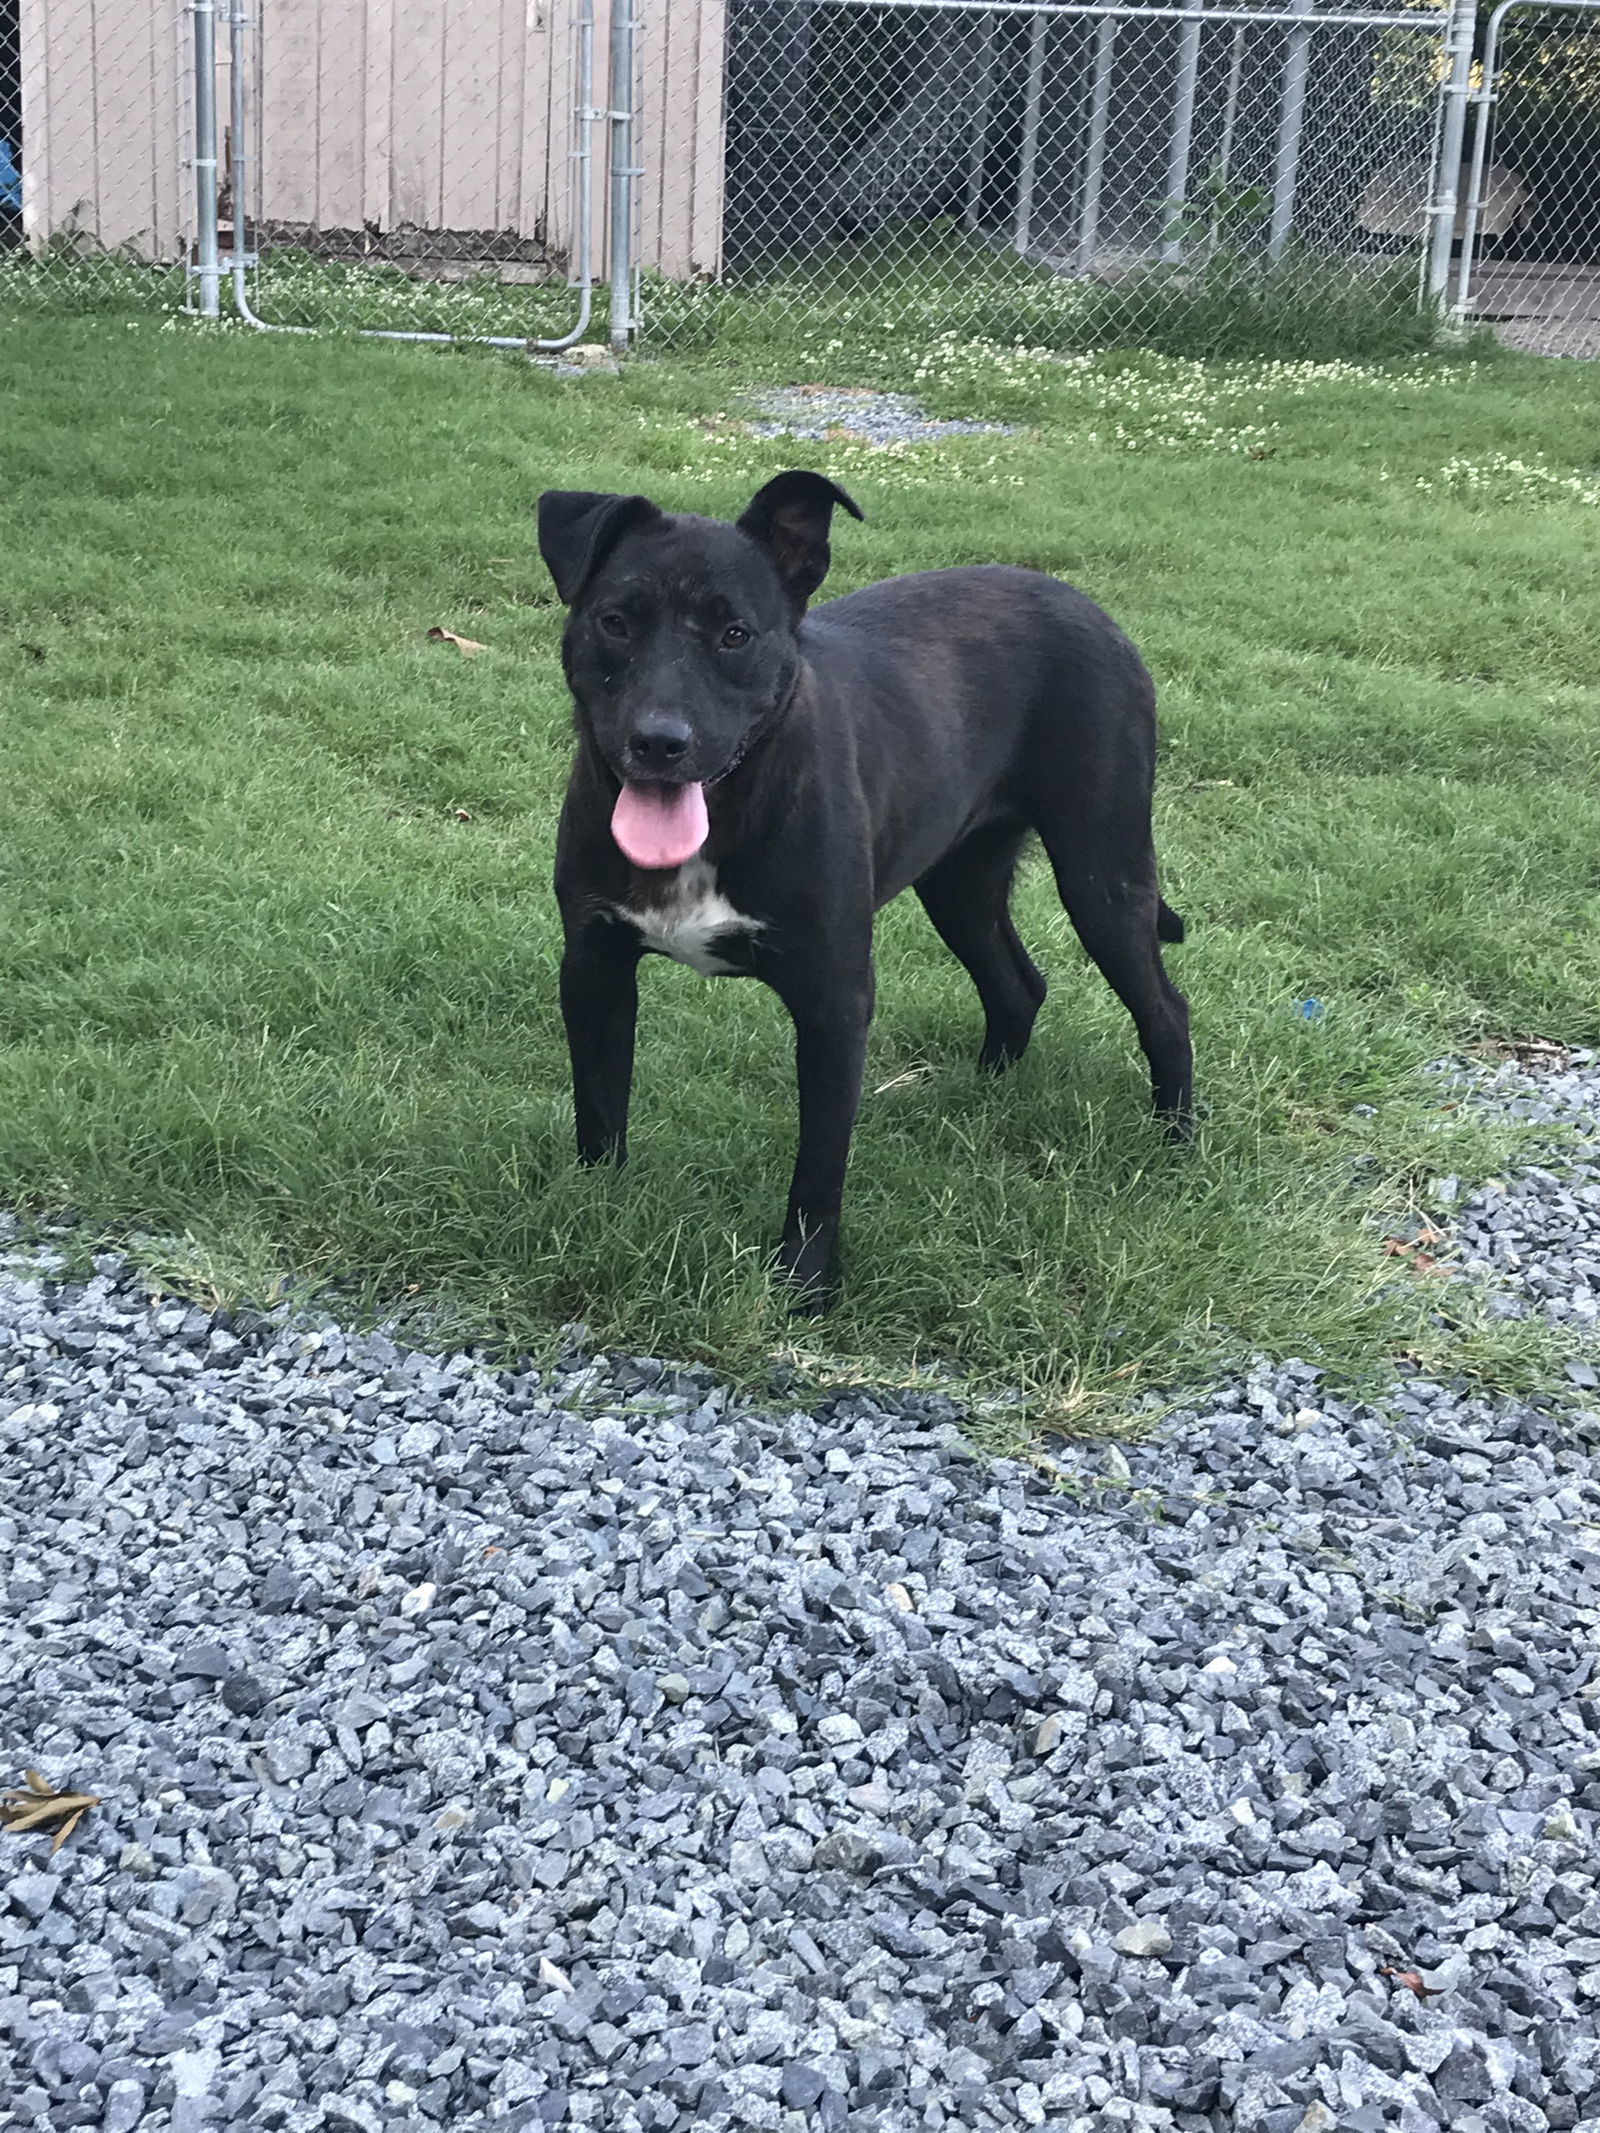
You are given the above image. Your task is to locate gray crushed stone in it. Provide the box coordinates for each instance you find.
[3,1056,1600,2133]
[1419,1050,1600,1366]
[743,388,1009,447]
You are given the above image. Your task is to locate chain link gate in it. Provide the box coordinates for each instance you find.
[1453,0,1600,354]
[634,0,1461,351]
[221,0,617,348]
[0,0,630,337]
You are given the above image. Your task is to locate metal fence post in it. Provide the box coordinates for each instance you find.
[1452,0,1513,318]
[1267,0,1314,259]
[608,1,637,351]
[1217,20,1249,190]
[1014,9,1050,255]
[1160,8,1204,264]
[1426,0,1479,299]
[228,2,251,298]
[1076,16,1117,272]
[965,13,998,232]
[190,0,222,316]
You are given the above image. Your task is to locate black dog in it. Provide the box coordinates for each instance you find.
[539,471,1191,1307]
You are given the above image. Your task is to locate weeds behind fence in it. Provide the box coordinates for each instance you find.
[640,230,1446,362]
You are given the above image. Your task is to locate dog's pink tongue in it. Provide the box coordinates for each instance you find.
[611,780,709,870]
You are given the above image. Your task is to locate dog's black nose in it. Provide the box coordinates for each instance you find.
[628,715,692,769]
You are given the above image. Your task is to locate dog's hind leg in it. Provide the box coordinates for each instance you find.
[915,822,1046,1073]
[1035,818,1193,1135]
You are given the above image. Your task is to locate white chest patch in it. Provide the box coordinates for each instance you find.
[613,858,764,977]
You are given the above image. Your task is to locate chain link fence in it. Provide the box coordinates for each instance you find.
[0,0,617,340]
[641,0,1457,352]
[1455,0,1600,354]
[0,0,194,314]
[4,0,1599,357]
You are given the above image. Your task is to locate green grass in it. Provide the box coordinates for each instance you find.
[1,310,1596,1423]
[0,228,1443,362]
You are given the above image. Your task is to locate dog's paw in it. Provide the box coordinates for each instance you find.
[785,1276,837,1319]
[774,1234,839,1315]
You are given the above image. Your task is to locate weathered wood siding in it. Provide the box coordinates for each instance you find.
[637,0,727,278]
[20,0,188,258]
[20,0,726,278]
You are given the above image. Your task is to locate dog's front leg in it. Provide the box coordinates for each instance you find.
[560,927,641,1165]
[773,962,875,1310]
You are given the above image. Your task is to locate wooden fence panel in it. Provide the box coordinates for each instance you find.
[20,0,187,257]
[19,0,728,280]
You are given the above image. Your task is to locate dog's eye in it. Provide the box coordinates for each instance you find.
[598,612,630,641]
[720,625,750,650]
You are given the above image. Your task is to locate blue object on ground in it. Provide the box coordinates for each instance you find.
[1296,997,1326,1021]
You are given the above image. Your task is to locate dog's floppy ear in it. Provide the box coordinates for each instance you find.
[538,490,662,606]
[737,471,864,614]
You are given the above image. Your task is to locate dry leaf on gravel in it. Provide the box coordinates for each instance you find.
[1379,1965,1440,1999]
[1384,1228,1448,1275]
[2,1770,102,1853]
[1483,1035,1570,1069]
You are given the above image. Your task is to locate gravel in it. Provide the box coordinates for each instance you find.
[742,388,1009,447]
[1433,1051,1600,1348]
[3,1056,1599,2133]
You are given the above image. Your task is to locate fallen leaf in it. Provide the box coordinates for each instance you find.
[2,1771,102,1853]
[1483,1034,1569,1068]
[427,627,487,657]
[1379,1965,1440,1999]
[1384,1232,1449,1275]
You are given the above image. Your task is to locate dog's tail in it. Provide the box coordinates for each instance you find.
[1157,899,1186,944]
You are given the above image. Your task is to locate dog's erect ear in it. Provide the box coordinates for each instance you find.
[736,471,864,614]
[537,490,662,606]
